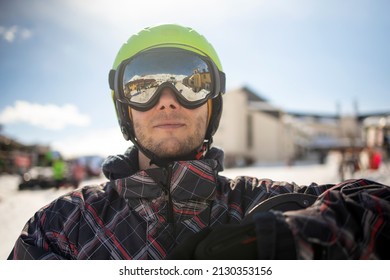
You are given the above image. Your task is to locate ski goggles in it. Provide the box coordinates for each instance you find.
[109,48,225,111]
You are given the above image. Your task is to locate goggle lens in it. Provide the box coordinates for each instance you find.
[121,49,214,109]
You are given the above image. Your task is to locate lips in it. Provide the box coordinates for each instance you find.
[151,113,187,129]
[153,122,185,129]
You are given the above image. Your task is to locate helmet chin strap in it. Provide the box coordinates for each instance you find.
[134,139,210,168]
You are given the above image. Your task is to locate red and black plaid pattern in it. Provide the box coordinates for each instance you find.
[9,148,390,259]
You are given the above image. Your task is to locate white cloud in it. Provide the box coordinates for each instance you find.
[51,127,131,158]
[0,25,33,43]
[0,101,90,130]
[19,28,33,40]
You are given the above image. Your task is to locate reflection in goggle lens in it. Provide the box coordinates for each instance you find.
[122,50,213,105]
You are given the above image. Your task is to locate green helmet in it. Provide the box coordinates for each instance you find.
[112,24,223,72]
[109,24,225,163]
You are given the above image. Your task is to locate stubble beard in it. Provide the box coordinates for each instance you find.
[134,114,207,159]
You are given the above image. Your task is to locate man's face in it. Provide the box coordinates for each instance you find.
[132,87,208,159]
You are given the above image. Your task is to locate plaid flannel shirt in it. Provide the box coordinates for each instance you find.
[9,147,390,259]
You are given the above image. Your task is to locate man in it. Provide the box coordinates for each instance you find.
[9,24,390,260]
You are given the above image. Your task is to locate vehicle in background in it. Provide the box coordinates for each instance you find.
[18,166,56,190]
[18,153,104,190]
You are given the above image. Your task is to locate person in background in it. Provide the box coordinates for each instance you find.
[69,158,86,188]
[8,24,390,260]
[52,157,66,189]
[369,147,382,170]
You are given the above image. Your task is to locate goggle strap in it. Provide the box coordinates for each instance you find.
[219,71,226,93]
[109,69,116,90]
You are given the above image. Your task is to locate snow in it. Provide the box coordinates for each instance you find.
[0,176,104,259]
[1,151,389,260]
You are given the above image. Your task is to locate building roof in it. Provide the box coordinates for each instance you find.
[242,86,268,102]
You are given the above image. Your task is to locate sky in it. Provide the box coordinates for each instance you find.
[0,0,389,158]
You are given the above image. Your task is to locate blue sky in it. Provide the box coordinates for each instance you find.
[1,0,389,158]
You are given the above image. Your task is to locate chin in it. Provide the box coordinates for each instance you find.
[155,145,192,159]
[151,138,202,158]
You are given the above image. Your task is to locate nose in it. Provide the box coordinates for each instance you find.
[156,87,180,110]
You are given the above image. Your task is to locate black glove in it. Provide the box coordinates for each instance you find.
[168,212,296,260]
[166,227,213,259]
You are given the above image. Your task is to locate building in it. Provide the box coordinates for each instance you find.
[213,86,296,167]
[213,86,385,168]
[0,134,51,174]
